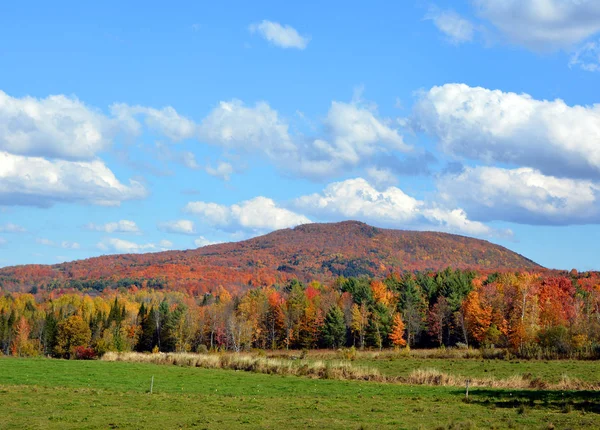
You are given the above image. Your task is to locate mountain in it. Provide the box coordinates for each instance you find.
[0,221,542,294]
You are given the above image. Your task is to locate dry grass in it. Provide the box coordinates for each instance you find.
[265,347,484,361]
[102,352,384,382]
[402,368,600,391]
[102,351,599,391]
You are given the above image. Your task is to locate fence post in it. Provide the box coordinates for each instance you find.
[465,379,470,401]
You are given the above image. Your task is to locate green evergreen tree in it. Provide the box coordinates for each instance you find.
[321,305,346,348]
[42,312,58,356]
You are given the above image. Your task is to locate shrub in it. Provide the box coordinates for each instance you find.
[73,346,97,360]
[337,346,357,360]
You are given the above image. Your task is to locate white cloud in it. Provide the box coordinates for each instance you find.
[411,83,600,179]
[474,0,600,51]
[366,166,399,188]
[426,8,475,44]
[0,237,6,246]
[159,239,173,249]
[439,166,600,225]
[0,90,120,160]
[194,236,221,247]
[181,151,200,169]
[319,101,410,166]
[61,241,80,249]
[199,99,297,159]
[294,178,501,237]
[97,238,172,254]
[185,196,310,233]
[110,103,197,141]
[570,39,600,71]
[198,98,410,179]
[158,219,197,235]
[0,223,26,233]
[36,238,80,249]
[0,151,146,207]
[205,161,234,181]
[249,20,310,49]
[85,220,141,234]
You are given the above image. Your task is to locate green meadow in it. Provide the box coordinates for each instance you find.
[1,357,599,429]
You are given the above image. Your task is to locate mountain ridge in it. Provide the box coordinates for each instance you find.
[0,221,542,294]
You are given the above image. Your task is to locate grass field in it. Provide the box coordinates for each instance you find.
[1,357,599,429]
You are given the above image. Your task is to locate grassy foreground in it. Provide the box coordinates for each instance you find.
[1,357,599,429]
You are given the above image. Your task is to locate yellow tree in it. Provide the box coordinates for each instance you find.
[462,290,492,345]
[55,314,92,358]
[389,313,406,347]
[351,303,370,349]
[371,281,395,308]
[10,316,37,356]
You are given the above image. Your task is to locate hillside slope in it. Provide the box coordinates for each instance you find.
[0,221,541,294]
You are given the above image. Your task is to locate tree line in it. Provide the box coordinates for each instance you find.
[1,268,599,359]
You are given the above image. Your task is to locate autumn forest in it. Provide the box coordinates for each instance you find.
[2,265,600,360]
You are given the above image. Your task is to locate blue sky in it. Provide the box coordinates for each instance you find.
[1,0,600,270]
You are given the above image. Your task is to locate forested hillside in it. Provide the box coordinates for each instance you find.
[0,221,541,295]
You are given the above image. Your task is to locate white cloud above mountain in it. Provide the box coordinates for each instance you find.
[474,0,600,51]
[97,238,172,254]
[110,103,197,141]
[185,196,311,233]
[198,98,410,179]
[0,223,26,233]
[294,177,502,237]
[0,90,120,160]
[158,219,197,235]
[249,20,310,49]
[0,151,146,207]
[426,7,475,44]
[411,83,600,179]
[439,166,600,225]
[85,220,141,234]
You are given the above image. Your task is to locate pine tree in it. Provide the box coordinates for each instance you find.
[321,305,346,348]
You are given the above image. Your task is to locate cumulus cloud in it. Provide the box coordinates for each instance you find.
[319,101,410,165]
[570,39,600,71]
[198,98,410,179]
[111,103,197,141]
[36,238,80,249]
[0,223,26,233]
[366,166,399,188]
[185,196,310,233]
[199,99,297,159]
[474,0,600,51]
[426,7,475,44]
[97,238,172,254]
[0,151,146,207]
[439,166,600,225]
[411,83,600,179]
[249,20,310,49]
[194,236,221,247]
[61,241,80,249]
[206,161,234,181]
[294,178,502,237]
[0,90,120,160]
[85,220,141,234]
[158,219,196,235]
